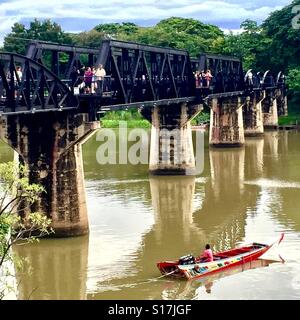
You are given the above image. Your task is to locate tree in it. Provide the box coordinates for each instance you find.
[221,19,271,70]
[3,19,73,55]
[288,68,300,92]
[261,0,300,72]
[0,162,52,299]
[94,22,139,37]
[71,29,104,48]
[119,17,224,57]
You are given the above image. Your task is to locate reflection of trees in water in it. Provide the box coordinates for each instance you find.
[14,236,89,300]
[263,131,280,174]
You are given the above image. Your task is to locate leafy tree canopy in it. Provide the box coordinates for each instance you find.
[260,0,300,72]
[119,17,224,57]
[3,19,73,55]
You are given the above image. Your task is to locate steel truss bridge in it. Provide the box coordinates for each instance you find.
[0,39,286,119]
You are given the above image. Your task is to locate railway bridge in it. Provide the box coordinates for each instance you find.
[0,40,287,236]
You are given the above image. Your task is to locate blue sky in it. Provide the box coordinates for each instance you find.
[0,0,293,44]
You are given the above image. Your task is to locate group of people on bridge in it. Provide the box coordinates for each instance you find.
[194,70,213,88]
[70,64,107,95]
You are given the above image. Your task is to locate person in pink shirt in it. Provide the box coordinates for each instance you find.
[201,244,214,262]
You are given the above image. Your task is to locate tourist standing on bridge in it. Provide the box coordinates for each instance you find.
[16,66,22,82]
[77,65,85,93]
[91,67,96,93]
[70,66,79,88]
[205,70,213,87]
[246,70,254,89]
[95,64,106,95]
[13,66,22,97]
[194,71,202,88]
[84,67,93,94]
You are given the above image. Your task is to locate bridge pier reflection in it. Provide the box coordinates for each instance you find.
[13,236,89,300]
[193,147,248,251]
[149,176,199,246]
[264,131,279,162]
[245,137,264,179]
[0,112,99,237]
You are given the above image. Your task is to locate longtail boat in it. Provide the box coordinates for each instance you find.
[157,233,284,280]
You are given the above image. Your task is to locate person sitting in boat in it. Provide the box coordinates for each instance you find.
[201,244,214,262]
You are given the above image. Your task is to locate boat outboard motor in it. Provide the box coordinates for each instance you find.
[179,255,195,265]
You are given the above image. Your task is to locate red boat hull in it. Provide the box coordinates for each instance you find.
[157,235,284,280]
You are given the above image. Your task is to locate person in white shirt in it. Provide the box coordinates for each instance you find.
[16,66,22,82]
[95,64,106,95]
[248,71,253,85]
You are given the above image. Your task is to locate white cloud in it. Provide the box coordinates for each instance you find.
[0,0,292,45]
[0,0,291,20]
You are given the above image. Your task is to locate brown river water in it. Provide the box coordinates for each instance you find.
[1,129,300,300]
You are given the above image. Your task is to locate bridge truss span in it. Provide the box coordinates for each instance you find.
[97,40,196,106]
[0,53,79,115]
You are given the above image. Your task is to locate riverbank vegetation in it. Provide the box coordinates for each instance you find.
[100,109,211,128]
[0,162,52,299]
[100,110,150,128]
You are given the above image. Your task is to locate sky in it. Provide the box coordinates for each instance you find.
[0,0,293,44]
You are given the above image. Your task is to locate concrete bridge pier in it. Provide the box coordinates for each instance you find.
[0,112,100,237]
[262,91,279,130]
[276,87,288,116]
[209,96,245,147]
[141,103,203,175]
[243,91,265,137]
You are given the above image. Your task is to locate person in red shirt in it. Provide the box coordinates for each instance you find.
[201,244,214,262]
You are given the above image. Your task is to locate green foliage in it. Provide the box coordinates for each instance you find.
[0,162,52,299]
[101,119,151,128]
[71,29,104,48]
[100,110,150,128]
[287,68,300,92]
[3,19,73,55]
[279,114,300,125]
[191,112,210,126]
[119,17,224,56]
[101,110,143,121]
[71,22,139,48]
[221,19,272,70]
[94,22,139,37]
[261,0,300,72]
